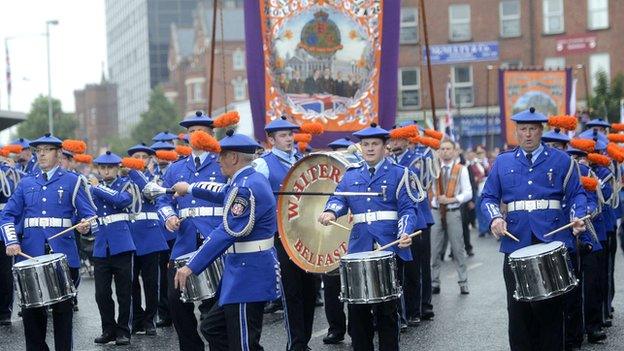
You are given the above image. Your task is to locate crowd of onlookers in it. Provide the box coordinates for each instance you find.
[278,67,362,97]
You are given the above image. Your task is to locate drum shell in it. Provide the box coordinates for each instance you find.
[174,254,224,303]
[12,254,77,309]
[509,244,577,302]
[339,251,401,304]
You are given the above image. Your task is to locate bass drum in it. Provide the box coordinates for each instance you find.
[277,151,361,274]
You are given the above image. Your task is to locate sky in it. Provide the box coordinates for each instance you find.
[0,0,107,114]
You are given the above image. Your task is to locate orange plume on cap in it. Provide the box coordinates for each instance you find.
[294,133,312,143]
[606,143,624,163]
[418,136,441,150]
[587,153,611,166]
[569,139,596,153]
[175,145,192,157]
[607,133,624,143]
[61,140,87,154]
[155,150,179,162]
[4,144,22,154]
[212,111,240,128]
[390,125,419,140]
[580,176,599,191]
[297,142,309,153]
[189,130,221,153]
[408,136,420,145]
[548,115,577,131]
[611,123,624,132]
[424,129,443,140]
[0,148,10,157]
[299,121,324,135]
[74,154,93,164]
[121,157,146,170]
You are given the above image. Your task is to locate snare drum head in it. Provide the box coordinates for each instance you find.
[341,250,393,261]
[14,253,66,268]
[509,241,564,259]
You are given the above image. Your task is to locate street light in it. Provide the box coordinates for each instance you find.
[46,19,59,135]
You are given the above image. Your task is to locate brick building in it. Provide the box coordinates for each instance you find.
[74,79,118,153]
[397,0,623,147]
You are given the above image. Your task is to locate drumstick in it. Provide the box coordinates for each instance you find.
[18,252,36,260]
[375,230,422,251]
[503,230,520,242]
[48,216,98,240]
[543,215,592,238]
[328,220,349,231]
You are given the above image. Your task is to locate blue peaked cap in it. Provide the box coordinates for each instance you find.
[541,129,570,143]
[152,131,178,142]
[150,141,175,151]
[29,133,62,148]
[328,137,354,150]
[352,123,390,140]
[586,118,610,129]
[265,116,300,133]
[11,138,31,148]
[219,130,261,154]
[511,107,548,123]
[180,110,214,128]
[127,143,155,156]
[93,151,122,165]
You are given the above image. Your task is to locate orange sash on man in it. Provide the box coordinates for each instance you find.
[436,163,462,229]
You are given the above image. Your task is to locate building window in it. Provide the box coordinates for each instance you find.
[398,68,420,110]
[500,0,521,38]
[452,66,474,107]
[193,82,203,102]
[449,4,471,42]
[233,49,245,71]
[400,7,418,44]
[544,57,565,69]
[588,0,609,30]
[231,77,247,101]
[543,0,564,34]
[589,53,610,89]
[500,60,523,69]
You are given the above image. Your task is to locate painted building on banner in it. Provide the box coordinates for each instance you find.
[397,0,624,148]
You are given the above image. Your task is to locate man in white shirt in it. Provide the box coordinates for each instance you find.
[430,140,472,294]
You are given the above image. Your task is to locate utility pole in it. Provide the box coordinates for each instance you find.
[419,0,437,130]
[46,20,59,134]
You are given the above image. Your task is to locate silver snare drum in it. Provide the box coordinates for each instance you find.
[174,252,223,303]
[508,241,577,302]
[12,253,76,309]
[339,250,401,304]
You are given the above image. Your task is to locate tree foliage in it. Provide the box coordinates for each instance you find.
[130,87,182,144]
[16,95,77,140]
[590,71,624,123]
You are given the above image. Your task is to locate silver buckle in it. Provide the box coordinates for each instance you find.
[40,218,50,228]
[525,201,536,212]
[365,212,376,222]
[537,200,548,209]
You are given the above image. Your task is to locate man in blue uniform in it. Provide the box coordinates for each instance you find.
[2,133,96,351]
[0,161,15,325]
[173,130,280,351]
[11,137,38,176]
[318,123,415,351]
[480,108,587,351]
[90,151,137,346]
[253,116,321,351]
[157,110,227,351]
[125,144,170,336]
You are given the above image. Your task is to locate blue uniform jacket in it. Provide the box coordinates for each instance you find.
[593,165,615,236]
[186,166,281,305]
[480,144,587,253]
[394,149,433,228]
[577,163,603,252]
[91,177,136,257]
[0,169,97,267]
[258,151,303,202]
[127,170,169,256]
[156,153,227,259]
[324,159,418,261]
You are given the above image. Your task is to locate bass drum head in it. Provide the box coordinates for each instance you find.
[277,151,361,274]
[509,241,564,259]
[14,253,65,268]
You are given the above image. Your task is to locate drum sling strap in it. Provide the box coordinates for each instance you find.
[436,163,462,230]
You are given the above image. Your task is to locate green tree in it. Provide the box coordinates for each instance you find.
[590,71,624,123]
[103,135,135,156]
[130,87,182,144]
[16,95,77,140]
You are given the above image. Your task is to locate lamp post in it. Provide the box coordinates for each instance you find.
[46,20,59,134]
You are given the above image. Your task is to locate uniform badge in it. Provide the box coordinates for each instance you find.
[231,196,249,217]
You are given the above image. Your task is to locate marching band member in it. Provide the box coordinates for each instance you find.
[0,153,15,325]
[318,123,417,351]
[1,133,96,350]
[173,130,281,351]
[150,141,177,181]
[156,110,227,351]
[125,144,170,336]
[11,138,39,176]
[90,151,138,346]
[480,108,587,351]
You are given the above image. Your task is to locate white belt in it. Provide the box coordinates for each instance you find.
[507,200,561,212]
[130,212,159,221]
[25,217,72,228]
[225,237,274,254]
[352,211,398,224]
[98,213,129,225]
[179,207,224,219]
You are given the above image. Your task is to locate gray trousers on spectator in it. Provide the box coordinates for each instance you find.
[431,209,468,287]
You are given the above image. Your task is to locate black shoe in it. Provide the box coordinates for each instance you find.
[460,286,470,295]
[407,317,421,327]
[264,300,283,314]
[467,249,474,257]
[587,330,607,343]
[0,318,11,326]
[17,310,22,318]
[322,331,344,344]
[400,322,408,333]
[94,334,116,344]
[115,335,130,346]
[602,320,612,328]
[132,326,145,335]
[422,309,435,320]
[432,286,440,294]
[155,319,172,327]
[145,327,157,336]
